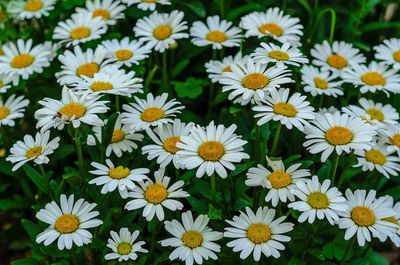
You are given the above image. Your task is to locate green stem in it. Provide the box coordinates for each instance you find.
[270,123,282,157]
[331,154,340,184]
[115,95,120,112]
[206,49,218,121]
[175,168,180,182]
[210,173,216,199]
[162,51,168,92]
[255,125,260,162]
[219,0,224,17]
[149,221,159,262]
[340,236,356,265]
[319,95,324,108]
[310,8,336,43]
[38,164,54,199]
[73,130,85,179]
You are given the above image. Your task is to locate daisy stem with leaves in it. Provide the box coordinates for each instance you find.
[270,123,282,157]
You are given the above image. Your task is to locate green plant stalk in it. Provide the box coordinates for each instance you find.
[162,51,168,92]
[340,236,356,265]
[310,8,336,44]
[270,123,282,157]
[175,168,180,182]
[38,164,54,199]
[206,49,218,121]
[115,95,120,112]
[73,130,85,179]
[210,173,216,199]
[331,153,340,184]
[149,221,159,262]
[219,0,224,18]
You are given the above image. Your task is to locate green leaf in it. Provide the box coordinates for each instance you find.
[207,204,223,220]
[367,250,389,265]
[172,59,189,78]
[309,248,325,261]
[231,161,254,176]
[0,158,14,176]
[21,219,40,240]
[0,197,28,211]
[226,3,263,20]
[102,113,119,148]
[144,65,158,93]
[11,258,38,265]
[322,243,334,259]
[174,78,204,99]
[297,0,313,15]
[187,196,208,213]
[23,164,49,194]
[180,1,206,17]
[363,21,400,32]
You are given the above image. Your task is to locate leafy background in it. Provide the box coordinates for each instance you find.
[0,0,400,264]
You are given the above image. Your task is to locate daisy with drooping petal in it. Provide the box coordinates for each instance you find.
[288,175,347,225]
[35,194,103,250]
[0,95,29,127]
[6,131,60,171]
[133,10,188,53]
[336,189,397,246]
[177,121,249,178]
[87,114,143,157]
[303,112,377,162]
[253,87,315,131]
[224,206,294,261]
[381,124,400,154]
[380,196,400,247]
[219,58,292,105]
[89,159,149,198]
[240,8,303,45]
[76,0,126,25]
[311,40,366,73]
[53,13,108,47]
[190,15,241,50]
[125,168,189,221]
[7,0,55,20]
[205,52,249,83]
[341,61,400,95]
[105,227,148,261]
[251,42,308,66]
[300,65,344,97]
[35,86,109,131]
[100,37,151,67]
[121,93,184,132]
[142,119,194,169]
[245,156,311,207]
[0,73,18,93]
[122,0,171,11]
[160,210,223,265]
[374,38,400,70]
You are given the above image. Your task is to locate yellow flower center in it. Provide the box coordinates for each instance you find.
[206,30,227,43]
[392,50,400,63]
[351,206,376,227]
[163,136,181,154]
[268,50,289,61]
[181,230,203,249]
[90,81,113,92]
[24,0,43,12]
[55,214,79,234]
[242,73,269,90]
[327,54,347,69]
[111,129,125,143]
[198,141,224,161]
[140,107,164,122]
[0,48,4,56]
[11,54,34,68]
[0,80,4,88]
[76,63,99,78]
[258,23,283,36]
[143,0,158,2]
[58,103,86,119]
[144,183,168,204]
[0,148,6,157]
[267,170,291,189]
[365,149,386,165]
[382,216,399,226]
[92,9,110,20]
[307,192,330,209]
[115,49,134,61]
[108,166,130,179]
[0,107,10,119]
[153,25,172,40]
[70,27,91,40]
[325,126,353,145]
[365,108,384,122]
[273,102,297,117]
[361,72,385,86]
[117,242,132,255]
[389,134,400,148]
[223,65,232,72]
[25,146,42,158]
[314,77,329,89]
[247,223,271,244]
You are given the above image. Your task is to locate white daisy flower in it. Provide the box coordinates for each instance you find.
[205,52,249,83]
[76,0,126,25]
[53,13,108,47]
[122,0,171,11]
[300,65,344,97]
[224,206,294,261]
[121,93,184,132]
[7,0,56,20]
[245,156,311,207]
[240,8,303,45]
[381,124,400,154]
[374,38,400,70]
[160,210,223,265]
[177,121,249,178]
[288,175,347,225]
[219,58,292,105]
[0,73,16,93]
[105,227,148,261]
[336,189,397,246]
[380,196,400,247]
[100,37,151,67]
[303,112,377,162]
[35,194,103,250]
[142,119,193,169]
[251,42,308,66]
[354,141,400,179]
[87,114,143,157]
[311,40,366,73]
[125,168,189,221]
[0,39,52,83]
[190,15,241,50]
[0,94,29,127]
[341,61,400,95]
[89,159,149,198]
[317,106,338,116]
[253,87,315,131]
[133,10,188,53]
[35,86,109,132]
[73,66,143,97]
[6,131,60,171]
